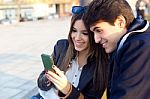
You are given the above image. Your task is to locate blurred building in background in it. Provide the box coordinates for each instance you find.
[0,0,149,24]
[0,0,80,23]
[79,0,92,6]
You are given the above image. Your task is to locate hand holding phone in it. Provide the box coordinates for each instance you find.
[41,54,55,73]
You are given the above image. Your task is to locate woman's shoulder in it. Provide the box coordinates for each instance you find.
[54,39,69,52]
[56,39,69,46]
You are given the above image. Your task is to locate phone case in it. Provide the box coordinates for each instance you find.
[41,54,55,73]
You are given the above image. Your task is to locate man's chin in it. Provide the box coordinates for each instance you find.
[105,48,115,54]
[105,49,111,54]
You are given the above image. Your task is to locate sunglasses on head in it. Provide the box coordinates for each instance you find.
[72,6,86,14]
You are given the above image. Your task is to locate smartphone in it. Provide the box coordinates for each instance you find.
[41,54,55,73]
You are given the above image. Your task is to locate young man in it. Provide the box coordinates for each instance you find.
[84,0,150,98]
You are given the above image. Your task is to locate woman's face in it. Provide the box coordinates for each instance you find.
[71,20,90,53]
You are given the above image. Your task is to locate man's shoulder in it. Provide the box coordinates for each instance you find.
[130,22,150,40]
[117,32,150,57]
[128,32,150,43]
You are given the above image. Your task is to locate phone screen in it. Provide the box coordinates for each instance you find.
[41,54,55,73]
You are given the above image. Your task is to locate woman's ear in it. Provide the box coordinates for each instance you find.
[114,15,126,28]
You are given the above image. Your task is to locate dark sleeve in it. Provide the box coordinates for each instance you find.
[69,83,101,99]
[110,38,150,99]
[37,70,53,91]
[37,39,68,91]
[58,80,102,99]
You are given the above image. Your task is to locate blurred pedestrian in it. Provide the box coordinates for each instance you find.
[126,0,138,17]
[136,0,147,19]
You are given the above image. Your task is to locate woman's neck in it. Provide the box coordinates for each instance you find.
[77,50,90,68]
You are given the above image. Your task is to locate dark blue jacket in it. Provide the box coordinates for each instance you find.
[38,39,102,99]
[108,17,150,99]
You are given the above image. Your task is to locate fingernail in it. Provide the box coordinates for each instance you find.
[46,74,50,78]
[52,65,55,68]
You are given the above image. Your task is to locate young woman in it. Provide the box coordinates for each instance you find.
[37,8,108,99]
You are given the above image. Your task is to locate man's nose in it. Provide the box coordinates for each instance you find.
[94,34,101,43]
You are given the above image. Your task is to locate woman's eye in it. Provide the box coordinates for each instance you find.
[82,32,88,35]
[72,28,77,32]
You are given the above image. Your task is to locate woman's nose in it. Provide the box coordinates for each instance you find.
[75,33,81,40]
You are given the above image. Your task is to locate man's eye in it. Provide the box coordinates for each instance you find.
[95,29,102,33]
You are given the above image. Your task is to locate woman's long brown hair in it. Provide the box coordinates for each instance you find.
[60,13,109,96]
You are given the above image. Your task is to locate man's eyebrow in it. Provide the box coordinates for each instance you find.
[93,27,99,31]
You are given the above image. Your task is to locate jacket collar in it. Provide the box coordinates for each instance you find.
[117,16,149,52]
[127,16,149,33]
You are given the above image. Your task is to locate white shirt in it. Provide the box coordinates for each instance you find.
[66,59,82,88]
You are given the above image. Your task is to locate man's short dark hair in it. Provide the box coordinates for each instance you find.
[84,0,134,28]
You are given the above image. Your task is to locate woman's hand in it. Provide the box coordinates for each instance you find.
[46,65,71,94]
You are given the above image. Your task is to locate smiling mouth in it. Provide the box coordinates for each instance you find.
[75,42,84,46]
[101,41,107,48]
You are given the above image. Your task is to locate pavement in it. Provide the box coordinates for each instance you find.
[0,17,70,99]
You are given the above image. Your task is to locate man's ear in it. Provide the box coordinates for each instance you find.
[114,15,126,28]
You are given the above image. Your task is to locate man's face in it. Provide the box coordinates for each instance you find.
[90,20,127,53]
